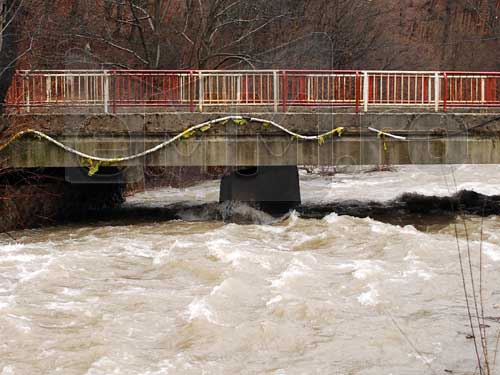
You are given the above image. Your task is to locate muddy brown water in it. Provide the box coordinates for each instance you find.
[1,166,500,374]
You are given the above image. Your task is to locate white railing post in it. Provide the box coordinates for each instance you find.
[307,76,312,101]
[273,70,278,112]
[198,71,204,112]
[180,74,185,104]
[428,75,432,105]
[236,75,241,103]
[363,71,369,112]
[481,77,486,103]
[434,72,440,112]
[103,71,110,113]
[24,74,30,113]
[330,73,334,102]
[26,84,30,113]
[46,75,51,103]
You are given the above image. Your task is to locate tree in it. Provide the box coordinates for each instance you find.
[273,0,397,69]
[401,0,500,70]
[0,0,22,112]
[59,0,297,69]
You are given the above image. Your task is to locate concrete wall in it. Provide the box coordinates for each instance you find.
[1,112,500,168]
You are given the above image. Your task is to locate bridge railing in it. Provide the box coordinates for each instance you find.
[6,70,110,110]
[5,70,500,113]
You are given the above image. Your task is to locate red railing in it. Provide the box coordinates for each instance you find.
[5,70,500,113]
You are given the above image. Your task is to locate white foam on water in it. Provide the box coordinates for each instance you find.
[143,359,174,375]
[402,268,433,281]
[207,238,232,247]
[333,260,385,280]
[0,253,48,263]
[3,167,500,374]
[367,219,422,242]
[0,243,26,253]
[287,210,300,226]
[323,212,339,224]
[114,287,147,295]
[302,165,500,203]
[153,239,187,265]
[404,251,420,261]
[457,182,500,196]
[353,263,384,280]
[85,356,121,375]
[218,201,278,224]
[207,247,241,265]
[64,234,99,246]
[209,281,225,296]
[400,225,419,235]
[266,295,283,306]
[206,238,245,266]
[270,258,311,289]
[113,238,155,258]
[259,225,287,234]
[408,352,436,365]
[45,301,81,311]
[126,181,219,207]
[152,248,171,265]
[206,234,275,271]
[289,231,327,248]
[483,242,500,262]
[187,297,218,324]
[61,287,82,296]
[6,314,32,333]
[258,214,299,234]
[0,296,14,310]
[357,284,379,306]
[402,253,433,280]
[369,220,396,234]
[17,258,54,283]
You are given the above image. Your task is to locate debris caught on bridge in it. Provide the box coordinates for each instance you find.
[0,116,413,176]
[368,127,407,152]
[367,127,407,141]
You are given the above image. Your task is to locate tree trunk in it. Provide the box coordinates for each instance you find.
[0,0,19,114]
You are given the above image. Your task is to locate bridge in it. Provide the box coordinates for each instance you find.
[1,69,499,169]
[2,69,499,208]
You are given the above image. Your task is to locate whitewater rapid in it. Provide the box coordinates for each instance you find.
[1,165,500,374]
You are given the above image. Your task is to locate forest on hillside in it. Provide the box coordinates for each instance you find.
[0,0,499,108]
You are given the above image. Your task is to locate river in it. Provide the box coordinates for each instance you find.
[1,165,500,374]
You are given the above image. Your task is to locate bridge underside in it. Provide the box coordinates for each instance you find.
[2,112,500,168]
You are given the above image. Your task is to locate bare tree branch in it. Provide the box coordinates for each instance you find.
[73,33,149,65]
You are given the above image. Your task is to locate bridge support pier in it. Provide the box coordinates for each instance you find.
[219,166,301,214]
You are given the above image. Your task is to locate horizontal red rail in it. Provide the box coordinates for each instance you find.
[5,70,500,113]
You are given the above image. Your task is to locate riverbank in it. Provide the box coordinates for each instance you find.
[0,169,125,233]
[0,166,228,232]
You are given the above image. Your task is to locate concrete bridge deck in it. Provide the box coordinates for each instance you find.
[1,111,500,168]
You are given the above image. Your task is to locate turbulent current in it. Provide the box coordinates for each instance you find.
[2,166,500,374]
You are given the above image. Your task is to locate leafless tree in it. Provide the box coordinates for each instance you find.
[244,0,399,70]
[413,0,500,70]
[58,0,406,70]
[0,0,22,111]
[64,0,295,69]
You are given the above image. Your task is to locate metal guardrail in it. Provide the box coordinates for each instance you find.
[5,70,500,113]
